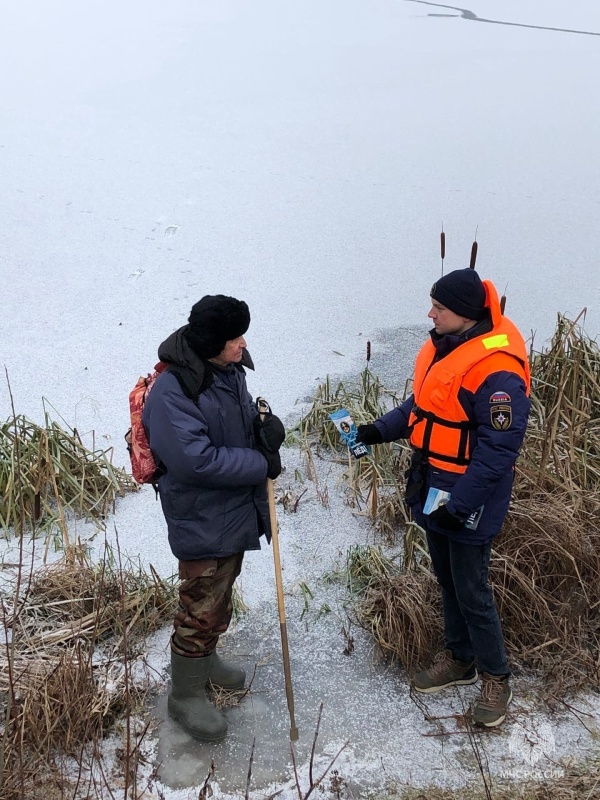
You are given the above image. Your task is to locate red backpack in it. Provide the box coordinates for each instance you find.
[125,361,168,484]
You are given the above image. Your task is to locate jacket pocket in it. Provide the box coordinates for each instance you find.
[427,467,460,495]
[160,482,196,520]
[429,367,459,411]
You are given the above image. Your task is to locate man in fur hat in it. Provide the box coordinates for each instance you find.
[143,295,284,742]
[357,269,531,728]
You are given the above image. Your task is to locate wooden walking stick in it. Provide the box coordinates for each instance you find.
[256,397,299,742]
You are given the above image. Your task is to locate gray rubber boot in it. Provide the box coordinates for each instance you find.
[168,651,228,742]
[210,652,246,691]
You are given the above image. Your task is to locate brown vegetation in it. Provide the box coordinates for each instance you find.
[0,313,597,798]
[0,544,177,800]
[0,409,137,549]
[300,316,600,694]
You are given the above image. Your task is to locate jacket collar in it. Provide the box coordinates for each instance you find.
[430,314,493,360]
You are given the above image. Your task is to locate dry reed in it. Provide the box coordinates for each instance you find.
[299,314,600,693]
[0,545,177,799]
[292,363,411,539]
[0,411,137,548]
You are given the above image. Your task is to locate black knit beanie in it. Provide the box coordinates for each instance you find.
[430,269,487,320]
[185,295,250,359]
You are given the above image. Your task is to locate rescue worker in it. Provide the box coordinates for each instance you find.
[357,268,530,727]
[142,295,285,742]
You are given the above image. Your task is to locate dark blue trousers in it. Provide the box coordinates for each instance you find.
[425,527,509,676]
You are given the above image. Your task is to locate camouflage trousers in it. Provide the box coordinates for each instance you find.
[171,552,244,658]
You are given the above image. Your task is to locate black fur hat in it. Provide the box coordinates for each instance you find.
[186,295,250,359]
[430,269,487,320]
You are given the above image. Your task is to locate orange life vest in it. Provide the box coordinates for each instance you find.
[408,280,531,473]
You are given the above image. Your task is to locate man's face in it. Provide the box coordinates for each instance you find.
[210,335,247,366]
[428,300,475,336]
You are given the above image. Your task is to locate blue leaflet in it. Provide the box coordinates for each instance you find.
[329,408,371,459]
[423,487,451,515]
[424,487,484,531]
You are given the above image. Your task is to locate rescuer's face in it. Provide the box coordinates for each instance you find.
[428,301,475,336]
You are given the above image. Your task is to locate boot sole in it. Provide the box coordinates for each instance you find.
[176,719,228,742]
[473,689,513,728]
[413,673,479,694]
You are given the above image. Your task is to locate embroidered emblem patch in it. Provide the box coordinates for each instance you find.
[489,391,511,404]
[491,404,512,430]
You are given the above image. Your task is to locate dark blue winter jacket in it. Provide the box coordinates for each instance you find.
[142,327,271,560]
[374,322,530,544]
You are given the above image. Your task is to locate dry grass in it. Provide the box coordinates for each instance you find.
[299,315,600,694]
[0,534,253,799]
[492,498,600,690]
[291,361,412,539]
[360,568,442,670]
[0,313,596,798]
[351,502,600,691]
[9,546,176,656]
[0,544,177,799]
[0,409,137,549]
[520,313,600,509]
[288,364,401,451]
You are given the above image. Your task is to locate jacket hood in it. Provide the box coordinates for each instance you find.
[158,325,254,401]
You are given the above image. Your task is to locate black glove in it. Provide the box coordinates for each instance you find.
[259,448,282,480]
[253,413,285,452]
[356,424,384,445]
[427,504,465,532]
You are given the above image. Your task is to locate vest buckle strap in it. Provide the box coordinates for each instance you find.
[412,406,476,431]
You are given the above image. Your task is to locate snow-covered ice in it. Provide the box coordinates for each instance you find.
[2,0,600,796]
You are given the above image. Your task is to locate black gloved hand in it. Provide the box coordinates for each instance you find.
[356,424,384,445]
[259,448,282,480]
[427,503,465,532]
[253,413,285,452]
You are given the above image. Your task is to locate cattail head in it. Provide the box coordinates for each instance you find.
[500,295,506,314]
[366,340,371,362]
[469,241,478,270]
[440,231,446,260]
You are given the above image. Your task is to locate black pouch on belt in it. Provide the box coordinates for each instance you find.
[405,449,427,502]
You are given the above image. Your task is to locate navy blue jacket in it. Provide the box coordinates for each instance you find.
[142,329,271,560]
[374,326,530,544]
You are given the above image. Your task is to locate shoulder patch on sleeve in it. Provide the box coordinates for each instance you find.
[491,404,512,430]
[489,391,511,404]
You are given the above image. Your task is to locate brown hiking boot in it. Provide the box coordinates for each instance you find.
[412,649,478,694]
[472,672,512,727]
